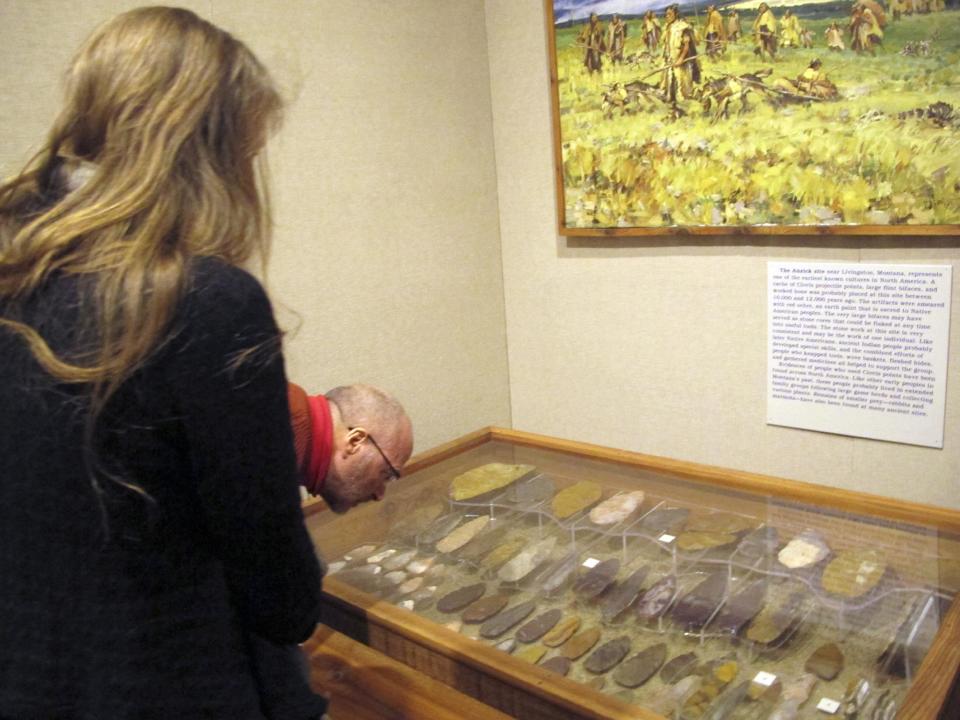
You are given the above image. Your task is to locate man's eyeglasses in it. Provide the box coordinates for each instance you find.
[350,427,401,481]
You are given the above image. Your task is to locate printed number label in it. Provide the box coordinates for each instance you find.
[817,698,841,714]
[753,671,777,687]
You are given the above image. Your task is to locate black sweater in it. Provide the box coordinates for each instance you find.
[0,257,322,719]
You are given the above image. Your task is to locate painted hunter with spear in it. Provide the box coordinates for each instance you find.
[753,2,779,59]
[577,12,607,73]
[661,4,702,111]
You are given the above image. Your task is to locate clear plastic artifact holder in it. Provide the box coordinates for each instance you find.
[304,428,960,720]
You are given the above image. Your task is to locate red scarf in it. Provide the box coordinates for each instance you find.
[304,394,333,496]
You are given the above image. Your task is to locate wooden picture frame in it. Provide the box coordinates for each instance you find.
[545,0,960,236]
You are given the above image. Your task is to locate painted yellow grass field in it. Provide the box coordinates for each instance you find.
[555,10,960,229]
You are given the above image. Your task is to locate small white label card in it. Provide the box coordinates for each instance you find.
[752,671,777,687]
[817,697,841,714]
[582,557,600,568]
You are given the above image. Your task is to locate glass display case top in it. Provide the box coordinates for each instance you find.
[307,438,960,720]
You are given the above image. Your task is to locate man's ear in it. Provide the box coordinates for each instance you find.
[345,427,368,455]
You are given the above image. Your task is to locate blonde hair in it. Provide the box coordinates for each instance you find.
[0,7,282,505]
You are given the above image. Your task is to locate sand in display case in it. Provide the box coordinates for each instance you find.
[304,429,960,720]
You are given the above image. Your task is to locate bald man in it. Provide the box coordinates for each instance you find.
[288,383,413,513]
[252,384,412,720]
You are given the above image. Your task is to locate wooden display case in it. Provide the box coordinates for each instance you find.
[304,428,960,720]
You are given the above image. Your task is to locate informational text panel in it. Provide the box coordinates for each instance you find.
[768,262,952,448]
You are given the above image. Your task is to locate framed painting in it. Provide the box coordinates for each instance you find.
[546,0,960,235]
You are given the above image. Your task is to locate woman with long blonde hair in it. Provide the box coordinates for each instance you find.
[0,7,324,718]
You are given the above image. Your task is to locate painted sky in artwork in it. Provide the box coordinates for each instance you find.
[553,0,837,22]
[725,0,838,8]
[553,0,675,22]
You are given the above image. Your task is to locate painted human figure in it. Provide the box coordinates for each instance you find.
[850,4,883,55]
[727,10,742,41]
[643,10,662,53]
[753,2,778,59]
[780,9,803,48]
[704,5,727,58]
[606,14,628,64]
[889,0,907,20]
[661,4,701,111]
[825,22,845,51]
[795,59,838,99]
[578,12,606,73]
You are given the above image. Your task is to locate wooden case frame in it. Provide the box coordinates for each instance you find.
[305,427,960,720]
[545,1,960,237]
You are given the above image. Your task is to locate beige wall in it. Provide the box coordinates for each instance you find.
[0,0,512,454]
[484,1,960,509]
